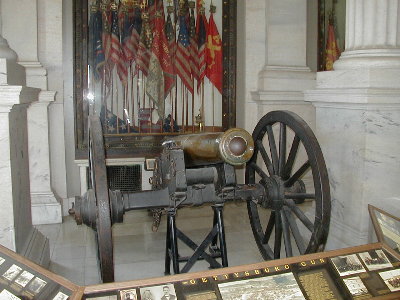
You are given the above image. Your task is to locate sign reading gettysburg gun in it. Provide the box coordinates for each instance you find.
[70,111,331,283]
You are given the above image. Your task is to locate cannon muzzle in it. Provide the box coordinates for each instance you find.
[164,128,254,166]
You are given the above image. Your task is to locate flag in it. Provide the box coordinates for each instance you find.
[146,14,175,120]
[136,12,152,76]
[130,7,142,61]
[148,0,165,30]
[189,6,199,83]
[206,13,222,94]
[101,5,111,63]
[325,24,341,71]
[165,13,176,70]
[175,15,193,93]
[109,7,128,86]
[89,6,105,80]
[120,6,135,63]
[196,12,207,91]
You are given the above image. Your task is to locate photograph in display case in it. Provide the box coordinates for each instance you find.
[0,289,21,300]
[27,277,47,294]
[0,257,4,266]
[342,276,370,297]
[330,254,366,276]
[2,265,22,282]
[218,272,305,300]
[14,270,34,287]
[184,290,218,300]
[379,269,400,292]
[120,288,137,300]
[140,283,176,300]
[52,291,69,300]
[358,249,392,271]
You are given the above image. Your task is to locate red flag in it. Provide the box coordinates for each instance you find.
[196,12,207,91]
[325,24,341,71]
[206,14,222,94]
[146,14,175,120]
[136,14,152,76]
[109,6,128,86]
[175,15,194,94]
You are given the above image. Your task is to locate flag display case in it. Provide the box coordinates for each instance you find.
[74,0,237,159]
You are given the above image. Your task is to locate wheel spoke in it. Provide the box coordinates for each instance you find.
[274,212,282,259]
[278,123,286,176]
[283,207,306,254]
[283,135,300,180]
[262,211,275,244]
[266,125,279,174]
[249,162,269,180]
[285,161,310,187]
[256,140,274,176]
[284,193,315,200]
[284,199,314,232]
[280,210,293,257]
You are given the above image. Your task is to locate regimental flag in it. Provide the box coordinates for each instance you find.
[120,6,135,63]
[89,6,105,80]
[148,0,165,30]
[136,13,152,76]
[325,24,341,71]
[189,6,199,83]
[165,13,176,72]
[196,10,207,91]
[109,7,128,86]
[101,5,111,62]
[206,13,222,94]
[175,15,194,94]
[146,14,175,120]
[130,7,142,61]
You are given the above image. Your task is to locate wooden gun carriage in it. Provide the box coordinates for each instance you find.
[70,110,331,283]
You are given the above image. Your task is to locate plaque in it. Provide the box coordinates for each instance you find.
[297,268,343,300]
[27,277,47,294]
[217,272,305,300]
[14,271,34,288]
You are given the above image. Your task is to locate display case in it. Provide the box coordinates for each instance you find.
[83,243,400,299]
[0,244,83,300]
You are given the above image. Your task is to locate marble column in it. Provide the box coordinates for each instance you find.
[250,0,316,129]
[28,91,62,225]
[0,58,49,266]
[305,0,400,249]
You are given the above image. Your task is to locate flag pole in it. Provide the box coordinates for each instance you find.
[212,85,215,132]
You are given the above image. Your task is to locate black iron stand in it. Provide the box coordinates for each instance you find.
[164,204,228,275]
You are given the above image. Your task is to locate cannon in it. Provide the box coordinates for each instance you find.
[70,111,331,283]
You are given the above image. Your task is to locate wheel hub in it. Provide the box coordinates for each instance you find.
[261,175,285,210]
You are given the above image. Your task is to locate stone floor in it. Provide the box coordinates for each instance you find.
[36,202,266,286]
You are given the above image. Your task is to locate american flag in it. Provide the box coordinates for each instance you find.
[101,5,111,63]
[189,7,199,84]
[109,7,128,86]
[165,13,176,73]
[89,6,105,80]
[175,15,193,94]
[120,7,135,63]
[130,7,142,61]
[196,12,207,91]
[135,13,152,77]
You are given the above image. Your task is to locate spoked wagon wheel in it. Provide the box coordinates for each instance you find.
[246,111,330,260]
[87,116,114,283]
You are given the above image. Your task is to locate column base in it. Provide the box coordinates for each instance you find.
[31,192,62,225]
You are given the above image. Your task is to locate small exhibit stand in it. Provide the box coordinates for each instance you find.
[0,205,399,300]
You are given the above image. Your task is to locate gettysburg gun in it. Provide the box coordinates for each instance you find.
[70,111,331,283]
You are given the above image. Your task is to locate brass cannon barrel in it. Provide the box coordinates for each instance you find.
[164,128,254,166]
